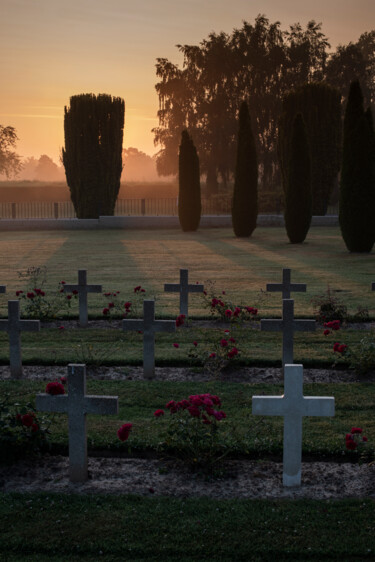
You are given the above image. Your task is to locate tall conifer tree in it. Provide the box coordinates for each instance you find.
[178,130,201,231]
[232,101,258,237]
[62,93,125,219]
[284,113,312,243]
[339,80,375,252]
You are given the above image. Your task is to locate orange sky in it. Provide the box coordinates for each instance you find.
[1,0,374,164]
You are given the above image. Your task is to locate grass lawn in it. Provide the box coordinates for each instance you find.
[0,227,374,318]
[1,226,375,560]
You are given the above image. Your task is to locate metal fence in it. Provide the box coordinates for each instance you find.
[0,199,338,219]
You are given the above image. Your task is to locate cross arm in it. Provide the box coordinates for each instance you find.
[122,319,145,331]
[294,320,315,332]
[303,397,335,416]
[188,284,204,293]
[164,284,180,292]
[84,396,118,415]
[36,393,68,413]
[153,321,176,333]
[85,285,102,293]
[260,319,283,332]
[21,320,40,332]
[252,395,285,416]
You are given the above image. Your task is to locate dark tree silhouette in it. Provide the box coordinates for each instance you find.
[0,125,22,178]
[62,93,125,219]
[278,83,341,215]
[232,101,258,237]
[284,114,312,243]
[178,130,201,231]
[339,80,375,252]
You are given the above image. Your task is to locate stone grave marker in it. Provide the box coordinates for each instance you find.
[123,299,175,379]
[164,268,204,317]
[36,364,118,483]
[261,299,315,368]
[63,269,102,327]
[0,285,6,294]
[0,300,40,378]
[252,363,335,487]
[266,268,306,300]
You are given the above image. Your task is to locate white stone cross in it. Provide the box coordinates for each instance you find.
[252,364,335,487]
[123,300,176,379]
[36,364,118,483]
[63,269,102,327]
[261,299,315,368]
[266,268,306,300]
[0,300,40,378]
[164,269,204,317]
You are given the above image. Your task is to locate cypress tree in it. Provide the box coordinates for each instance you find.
[284,113,312,244]
[339,80,375,252]
[178,130,201,231]
[278,83,341,216]
[232,101,258,237]
[62,93,125,219]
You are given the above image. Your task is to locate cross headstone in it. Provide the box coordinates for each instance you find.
[266,268,306,300]
[164,269,204,317]
[0,300,40,378]
[123,300,176,379]
[252,363,335,487]
[63,270,102,327]
[36,364,118,483]
[261,299,315,368]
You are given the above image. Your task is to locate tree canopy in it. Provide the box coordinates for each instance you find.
[153,15,375,194]
[0,125,22,179]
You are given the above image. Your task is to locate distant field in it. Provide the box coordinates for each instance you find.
[0,181,177,202]
[0,227,374,318]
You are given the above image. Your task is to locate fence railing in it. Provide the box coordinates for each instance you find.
[0,199,338,219]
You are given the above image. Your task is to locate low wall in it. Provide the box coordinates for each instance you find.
[0,214,339,231]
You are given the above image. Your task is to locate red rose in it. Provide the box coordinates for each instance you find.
[60,376,67,385]
[46,381,65,395]
[31,423,39,432]
[15,413,22,422]
[351,427,363,434]
[117,423,133,442]
[173,343,179,348]
[338,344,347,353]
[124,302,131,309]
[60,281,66,284]
[193,341,198,347]
[220,339,228,347]
[21,414,34,427]
[108,302,114,308]
[58,326,65,331]
[363,436,368,442]
[27,292,35,299]
[72,290,78,295]
[187,406,200,418]
[103,308,109,315]
[333,342,340,352]
[66,295,72,300]
[224,309,232,318]
[209,352,216,358]
[153,409,165,417]
[323,329,330,336]
[104,292,111,297]
[15,290,23,296]
[345,440,358,450]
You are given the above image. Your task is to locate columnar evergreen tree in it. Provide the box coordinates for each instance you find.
[232,101,258,237]
[284,113,312,243]
[278,83,341,215]
[62,93,125,219]
[178,130,201,231]
[339,80,375,252]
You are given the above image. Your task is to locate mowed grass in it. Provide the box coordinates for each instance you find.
[3,379,375,458]
[0,227,374,318]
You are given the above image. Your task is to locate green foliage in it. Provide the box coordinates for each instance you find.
[16,266,77,320]
[0,391,51,464]
[178,130,201,231]
[278,83,342,215]
[339,80,375,252]
[342,332,375,376]
[62,93,125,219]
[0,125,22,179]
[232,101,258,237]
[311,285,348,322]
[284,113,312,243]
